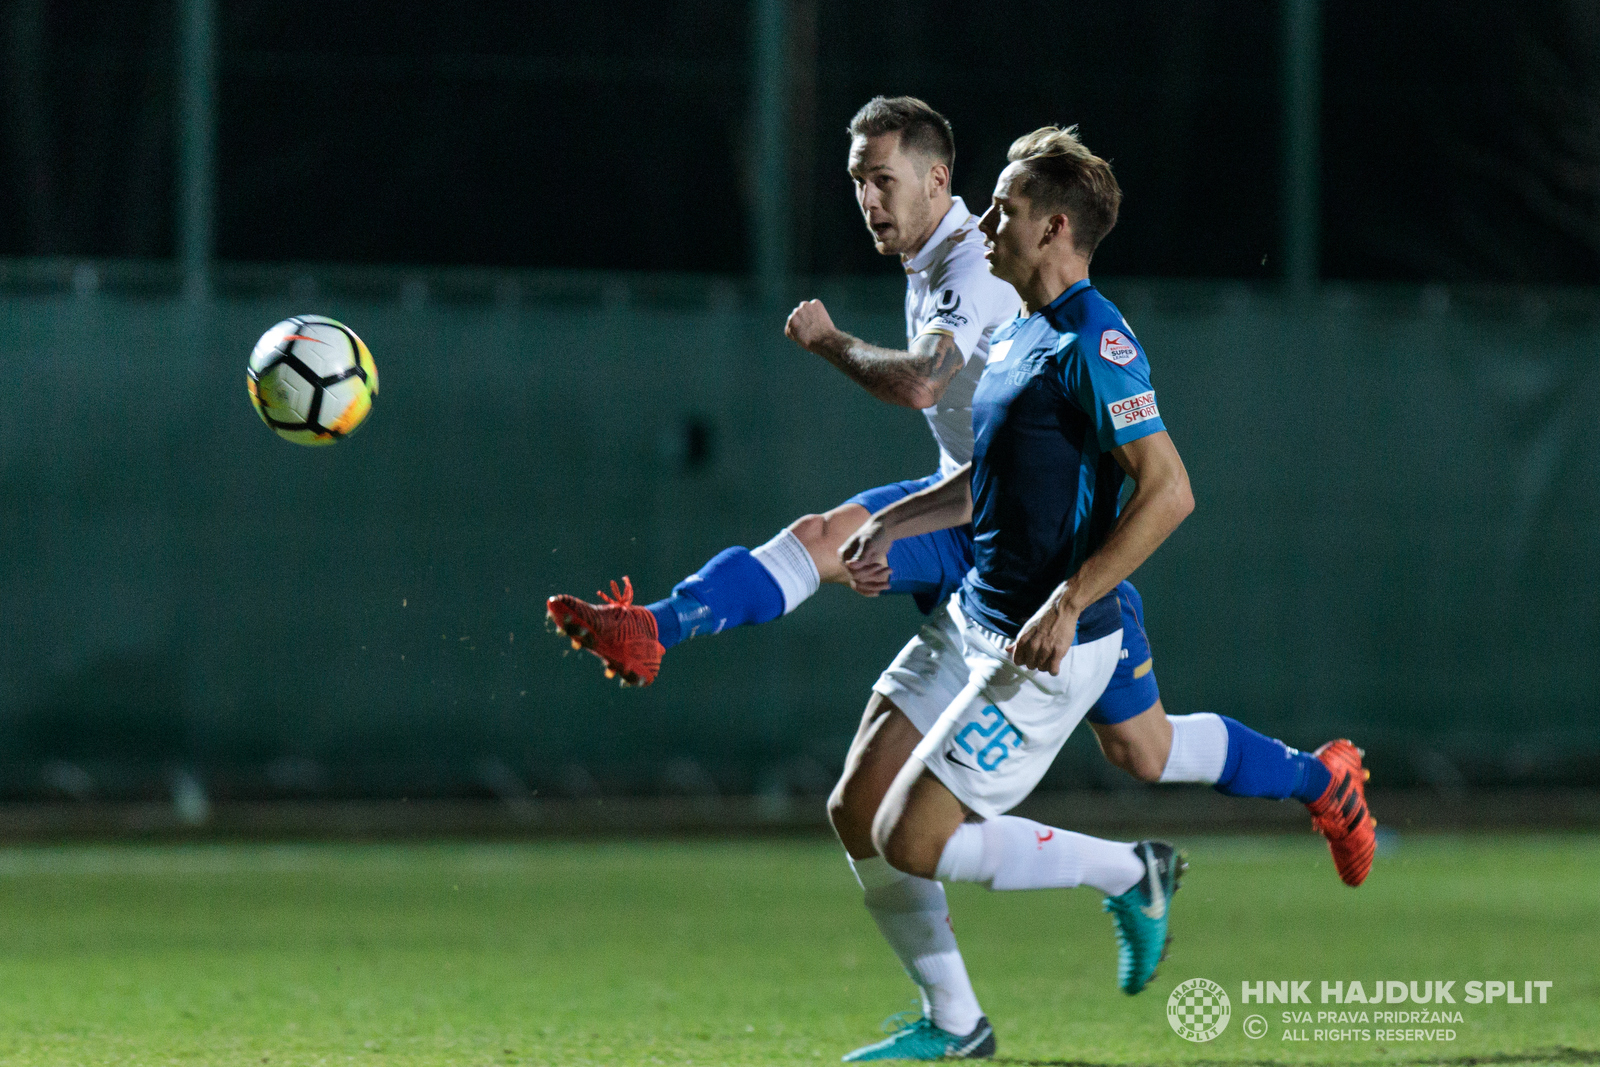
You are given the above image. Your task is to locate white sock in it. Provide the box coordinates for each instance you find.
[1158,713,1230,783]
[750,528,821,614]
[849,854,983,1035]
[935,817,1143,896]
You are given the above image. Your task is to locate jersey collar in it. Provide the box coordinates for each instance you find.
[1041,278,1093,328]
[903,197,973,275]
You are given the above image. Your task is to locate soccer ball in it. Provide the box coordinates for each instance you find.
[247,315,379,446]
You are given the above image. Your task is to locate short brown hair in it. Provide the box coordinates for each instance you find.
[1006,126,1121,259]
[848,96,955,171]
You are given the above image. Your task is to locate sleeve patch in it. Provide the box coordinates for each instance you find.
[1099,328,1139,366]
[927,288,971,334]
[1107,391,1159,430]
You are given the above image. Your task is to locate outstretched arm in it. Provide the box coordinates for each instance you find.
[1009,431,1193,673]
[785,299,965,409]
[839,464,973,596]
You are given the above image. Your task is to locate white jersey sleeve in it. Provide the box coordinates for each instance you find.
[916,235,1020,367]
[905,213,1022,474]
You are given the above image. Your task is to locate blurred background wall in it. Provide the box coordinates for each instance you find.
[3,0,1600,806]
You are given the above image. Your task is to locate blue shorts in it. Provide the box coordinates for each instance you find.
[1086,582,1161,725]
[847,475,1160,721]
[846,473,974,615]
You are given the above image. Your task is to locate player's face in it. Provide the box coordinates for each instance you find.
[977,163,1045,286]
[848,133,942,256]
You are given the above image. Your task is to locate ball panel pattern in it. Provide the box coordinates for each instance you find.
[245,314,378,446]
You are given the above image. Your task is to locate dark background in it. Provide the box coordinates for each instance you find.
[4,0,1600,810]
[4,0,1599,282]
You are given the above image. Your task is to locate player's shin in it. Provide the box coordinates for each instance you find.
[850,854,983,1035]
[1157,712,1331,802]
[933,817,1143,896]
[644,529,817,648]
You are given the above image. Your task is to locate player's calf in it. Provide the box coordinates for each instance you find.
[1147,713,1376,885]
[1089,702,1172,783]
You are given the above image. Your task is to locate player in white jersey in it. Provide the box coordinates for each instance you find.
[547,97,1016,686]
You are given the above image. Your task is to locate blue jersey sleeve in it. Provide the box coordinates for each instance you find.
[1063,322,1166,450]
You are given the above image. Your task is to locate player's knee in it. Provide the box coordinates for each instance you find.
[827,778,875,856]
[1094,721,1169,782]
[872,812,941,879]
[1120,746,1167,783]
[825,782,859,838]
[1098,738,1164,783]
[786,513,829,552]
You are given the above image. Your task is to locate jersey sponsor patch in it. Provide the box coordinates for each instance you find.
[1099,328,1139,366]
[986,338,1015,365]
[1107,390,1159,430]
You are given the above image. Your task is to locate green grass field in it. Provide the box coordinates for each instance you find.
[0,834,1593,1066]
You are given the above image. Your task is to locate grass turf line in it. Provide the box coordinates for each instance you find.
[0,835,1591,1066]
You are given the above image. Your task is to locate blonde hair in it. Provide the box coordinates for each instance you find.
[1006,125,1121,258]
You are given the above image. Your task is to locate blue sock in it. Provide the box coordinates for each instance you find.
[645,547,786,650]
[1214,716,1331,803]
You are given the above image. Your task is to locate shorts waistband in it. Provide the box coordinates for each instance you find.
[948,598,1014,655]
[969,620,1013,651]
[953,589,1123,653]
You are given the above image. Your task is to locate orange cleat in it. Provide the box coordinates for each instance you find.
[1307,739,1377,887]
[546,576,664,687]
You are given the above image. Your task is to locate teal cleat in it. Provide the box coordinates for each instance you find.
[841,1012,995,1061]
[1102,839,1186,995]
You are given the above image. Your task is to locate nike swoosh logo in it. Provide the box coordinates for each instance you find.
[943,749,978,772]
[1139,845,1167,920]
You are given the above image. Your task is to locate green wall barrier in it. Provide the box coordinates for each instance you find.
[2,281,1597,798]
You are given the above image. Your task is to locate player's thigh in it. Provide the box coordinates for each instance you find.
[829,693,924,858]
[913,611,1122,820]
[1084,581,1164,778]
[835,604,970,856]
[787,502,869,583]
[1089,698,1171,782]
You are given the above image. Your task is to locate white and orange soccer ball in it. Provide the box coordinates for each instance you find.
[247,315,379,446]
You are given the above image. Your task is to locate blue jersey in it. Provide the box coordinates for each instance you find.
[958,279,1167,638]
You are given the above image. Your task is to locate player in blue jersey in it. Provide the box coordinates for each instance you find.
[546,104,1376,1060]
[827,127,1376,1061]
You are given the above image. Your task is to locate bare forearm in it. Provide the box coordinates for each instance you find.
[1007,430,1192,674]
[811,330,959,409]
[1060,473,1193,613]
[877,464,973,540]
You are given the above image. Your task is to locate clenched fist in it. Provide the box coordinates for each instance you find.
[785,299,840,354]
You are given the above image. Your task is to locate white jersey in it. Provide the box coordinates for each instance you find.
[904,196,1023,475]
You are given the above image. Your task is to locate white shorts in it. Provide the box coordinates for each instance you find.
[872,598,1122,818]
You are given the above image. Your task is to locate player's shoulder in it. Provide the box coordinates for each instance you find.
[918,231,1020,338]
[990,310,1028,345]
[1065,286,1146,369]
[926,224,1010,295]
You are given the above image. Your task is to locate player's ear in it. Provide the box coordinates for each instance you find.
[927,161,951,196]
[1044,212,1072,248]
